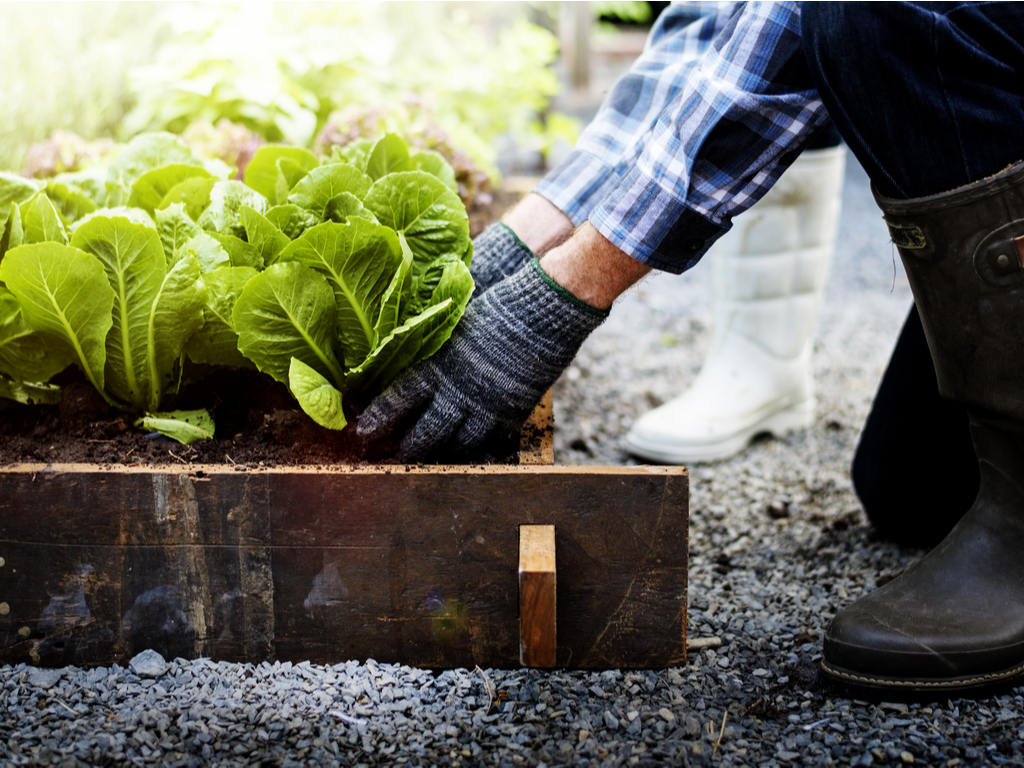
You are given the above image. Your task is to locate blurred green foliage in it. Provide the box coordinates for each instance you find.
[2,3,577,181]
[0,3,160,171]
[595,1,654,25]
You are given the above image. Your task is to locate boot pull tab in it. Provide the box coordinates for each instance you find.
[973,219,1024,287]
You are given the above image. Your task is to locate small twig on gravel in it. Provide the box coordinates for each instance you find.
[712,710,728,757]
[53,699,76,716]
[741,698,763,717]
[329,710,363,726]
[687,636,722,651]
[476,665,495,714]
[803,717,831,732]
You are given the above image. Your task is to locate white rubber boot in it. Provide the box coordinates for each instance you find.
[626,145,847,463]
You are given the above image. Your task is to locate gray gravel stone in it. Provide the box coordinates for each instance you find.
[26,667,64,690]
[129,649,169,678]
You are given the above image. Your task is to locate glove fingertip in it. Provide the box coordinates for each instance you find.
[356,372,431,440]
[455,414,496,453]
[397,403,464,463]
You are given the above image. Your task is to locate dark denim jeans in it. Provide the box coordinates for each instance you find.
[802,1,1024,200]
[799,2,1024,545]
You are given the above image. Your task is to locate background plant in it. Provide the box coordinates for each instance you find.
[2,3,581,184]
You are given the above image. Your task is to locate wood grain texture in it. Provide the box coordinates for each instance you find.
[0,464,688,669]
[519,525,556,667]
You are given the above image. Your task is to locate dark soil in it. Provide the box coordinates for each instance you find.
[1,366,542,468]
[1,367,380,468]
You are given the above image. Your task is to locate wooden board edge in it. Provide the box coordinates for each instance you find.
[0,463,687,477]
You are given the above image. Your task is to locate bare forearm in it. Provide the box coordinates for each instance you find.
[502,193,575,255]
[540,223,652,310]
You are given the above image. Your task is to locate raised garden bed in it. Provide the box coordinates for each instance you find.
[0,396,689,670]
[0,131,688,670]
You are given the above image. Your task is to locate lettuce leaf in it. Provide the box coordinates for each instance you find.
[174,232,231,273]
[287,164,373,220]
[184,266,257,369]
[135,409,215,445]
[0,377,62,406]
[244,146,318,205]
[157,177,217,221]
[365,133,413,180]
[0,242,114,397]
[71,216,206,411]
[20,192,69,246]
[129,164,213,214]
[277,219,404,368]
[233,261,346,388]
[0,173,42,233]
[155,203,201,265]
[241,205,290,267]
[196,180,268,239]
[0,284,73,383]
[362,170,469,302]
[289,357,347,430]
[43,179,98,225]
[106,132,204,203]
[346,259,473,393]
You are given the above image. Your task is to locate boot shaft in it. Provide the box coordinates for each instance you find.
[711,146,846,358]
[874,163,1024,425]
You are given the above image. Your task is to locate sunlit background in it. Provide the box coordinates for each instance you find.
[1,1,658,187]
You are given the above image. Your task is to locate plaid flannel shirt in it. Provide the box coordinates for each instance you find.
[533,1,831,274]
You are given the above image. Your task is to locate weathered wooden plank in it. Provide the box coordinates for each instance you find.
[519,525,556,667]
[0,464,688,669]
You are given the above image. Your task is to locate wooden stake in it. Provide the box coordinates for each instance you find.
[519,525,556,667]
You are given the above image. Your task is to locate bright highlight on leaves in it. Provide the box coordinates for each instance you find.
[289,357,347,431]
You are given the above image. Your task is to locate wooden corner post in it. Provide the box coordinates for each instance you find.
[519,525,556,667]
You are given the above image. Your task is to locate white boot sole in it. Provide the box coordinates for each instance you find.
[624,397,815,464]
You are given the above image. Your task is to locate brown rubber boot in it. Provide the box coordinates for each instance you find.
[821,162,1024,699]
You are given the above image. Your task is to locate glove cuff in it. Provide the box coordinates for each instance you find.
[477,258,608,375]
[528,258,610,319]
[470,222,536,296]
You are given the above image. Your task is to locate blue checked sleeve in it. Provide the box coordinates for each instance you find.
[541,2,832,275]
[534,2,740,227]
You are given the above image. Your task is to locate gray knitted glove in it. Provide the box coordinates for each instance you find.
[357,259,608,462]
[469,222,536,298]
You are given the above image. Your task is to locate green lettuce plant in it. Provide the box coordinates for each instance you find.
[0,131,474,445]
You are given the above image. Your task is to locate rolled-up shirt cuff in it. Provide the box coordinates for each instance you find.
[532,150,624,227]
[589,165,728,275]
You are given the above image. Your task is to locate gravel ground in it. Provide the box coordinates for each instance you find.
[4,158,1024,766]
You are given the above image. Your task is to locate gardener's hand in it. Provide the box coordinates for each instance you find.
[470,194,574,297]
[357,258,608,462]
